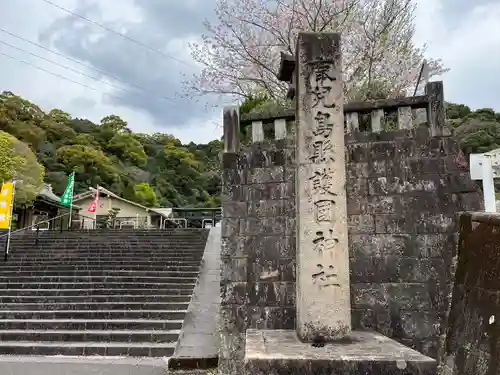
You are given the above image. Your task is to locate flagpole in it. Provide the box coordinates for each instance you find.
[5,180,17,261]
[95,185,99,229]
[68,172,75,230]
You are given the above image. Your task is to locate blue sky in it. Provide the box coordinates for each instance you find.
[0,0,498,144]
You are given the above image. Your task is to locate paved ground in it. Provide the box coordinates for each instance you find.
[0,356,218,375]
[0,356,169,375]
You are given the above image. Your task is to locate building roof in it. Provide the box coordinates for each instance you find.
[37,183,80,210]
[73,186,172,218]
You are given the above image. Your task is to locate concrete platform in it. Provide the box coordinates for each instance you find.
[244,329,437,375]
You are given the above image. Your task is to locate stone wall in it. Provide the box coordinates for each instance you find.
[444,213,500,375]
[219,138,296,375]
[219,125,483,374]
[346,125,482,361]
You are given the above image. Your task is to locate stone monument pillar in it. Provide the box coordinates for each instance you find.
[243,32,438,375]
[295,32,351,343]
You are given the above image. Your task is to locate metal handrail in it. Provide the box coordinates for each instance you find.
[0,212,70,239]
[1,211,97,261]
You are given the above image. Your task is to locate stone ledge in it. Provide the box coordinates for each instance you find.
[244,329,437,375]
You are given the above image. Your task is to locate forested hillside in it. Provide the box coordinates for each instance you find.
[0,90,499,208]
[0,91,222,208]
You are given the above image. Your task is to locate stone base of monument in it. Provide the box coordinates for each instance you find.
[244,329,437,375]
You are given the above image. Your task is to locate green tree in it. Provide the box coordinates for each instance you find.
[133,183,158,207]
[0,131,44,204]
[56,144,120,192]
[107,133,147,167]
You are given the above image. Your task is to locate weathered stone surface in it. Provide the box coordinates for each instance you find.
[444,213,500,375]
[295,32,350,341]
[244,329,437,375]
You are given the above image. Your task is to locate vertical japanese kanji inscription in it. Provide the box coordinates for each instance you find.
[295,32,351,342]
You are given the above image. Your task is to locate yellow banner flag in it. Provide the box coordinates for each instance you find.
[0,182,14,230]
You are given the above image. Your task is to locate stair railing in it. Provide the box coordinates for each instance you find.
[0,211,96,261]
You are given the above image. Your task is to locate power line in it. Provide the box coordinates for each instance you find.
[40,0,196,68]
[0,38,176,104]
[0,50,139,104]
[0,27,176,102]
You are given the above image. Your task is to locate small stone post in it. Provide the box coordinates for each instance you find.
[295,32,351,342]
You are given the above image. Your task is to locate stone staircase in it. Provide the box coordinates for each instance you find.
[0,229,208,357]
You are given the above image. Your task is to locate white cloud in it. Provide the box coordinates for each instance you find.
[414,0,500,110]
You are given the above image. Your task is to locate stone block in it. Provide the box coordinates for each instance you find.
[220,282,248,305]
[246,282,295,307]
[222,152,239,169]
[370,141,397,160]
[221,184,245,202]
[346,143,370,163]
[346,178,368,197]
[222,168,247,185]
[368,176,438,196]
[349,256,401,283]
[222,201,248,218]
[347,195,398,215]
[247,166,284,184]
[247,306,283,329]
[243,183,285,201]
[413,234,457,258]
[247,200,286,217]
[221,235,247,258]
[240,217,286,236]
[408,158,446,175]
[439,173,481,193]
[374,214,415,234]
[220,257,248,283]
[349,234,407,258]
[221,218,240,238]
[348,214,375,234]
[244,329,437,375]
[346,162,369,179]
[414,213,455,233]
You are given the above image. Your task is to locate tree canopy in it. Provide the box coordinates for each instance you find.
[0,130,44,204]
[185,0,447,102]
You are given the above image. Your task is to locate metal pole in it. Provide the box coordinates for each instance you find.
[5,180,17,260]
[68,172,74,230]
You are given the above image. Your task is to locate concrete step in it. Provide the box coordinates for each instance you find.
[0,264,201,272]
[0,310,188,320]
[0,319,184,331]
[9,245,207,251]
[10,238,207,243]
[0,294,192,303]
[0,257,201,271]
[8,254,203,259]
[3,260,202,267]
[0,270,200,277]
[0,340,177,357]
[0,288,194,296]
[0,302,189,311]
[0,329,181,343]
[0,282,197,290]
[0,276,198,283]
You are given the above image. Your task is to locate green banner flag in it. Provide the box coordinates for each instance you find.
[60,172,75,207]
